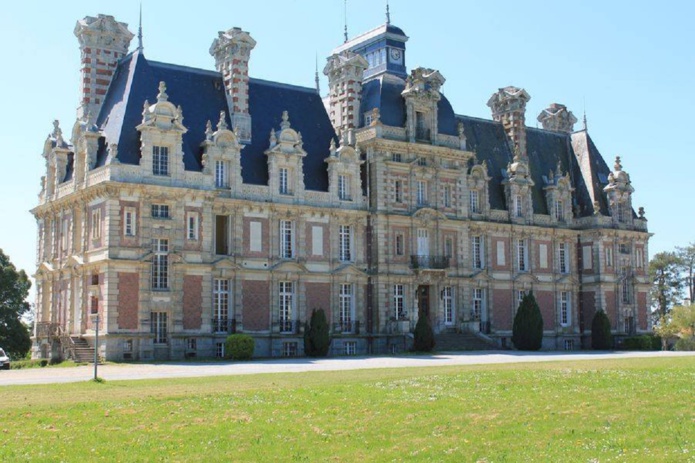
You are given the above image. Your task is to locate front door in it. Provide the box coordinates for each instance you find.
[417,285,430,320]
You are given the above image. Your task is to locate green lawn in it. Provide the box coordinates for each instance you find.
[2,357,694,462]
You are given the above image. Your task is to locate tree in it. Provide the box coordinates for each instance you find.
[649,252,684,320]
[654,303,695,341]
[512,291,544,351]
[413,314,435,352]
[303,308,330,357]
[591,309,613,350]
[676,243,695,303]
[0,249,32,358]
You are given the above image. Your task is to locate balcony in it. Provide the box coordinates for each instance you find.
[410,255,450,270]
[335,320,360,335]
[274,319,301,334]
[212,318,236,334]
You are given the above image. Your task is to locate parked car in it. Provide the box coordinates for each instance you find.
[0,348,10,370]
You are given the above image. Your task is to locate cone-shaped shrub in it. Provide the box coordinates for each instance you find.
[303,308,331,357]
[591,309,613,350]
[413,315,435,352]
[512,291,544,351]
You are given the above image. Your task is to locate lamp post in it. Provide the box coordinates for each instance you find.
[94,313,99,380]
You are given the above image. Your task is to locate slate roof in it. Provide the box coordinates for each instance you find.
[93,49,615,215]
[96,50,335,191]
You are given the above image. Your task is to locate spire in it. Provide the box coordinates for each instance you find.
[583,110,588,131]
[137,3,143,51]
[343,0,348,43]
[314,53,320,94]
[386,0,391,25]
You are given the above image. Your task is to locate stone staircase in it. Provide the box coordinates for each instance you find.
[435,331,498,351]
[71,337,99,363]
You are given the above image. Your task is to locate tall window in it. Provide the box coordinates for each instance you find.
[392,153,402,163]
[416,180,427,206]
[415,112,428,140]
[555,199,564,221]
[394,180,403,203]
[559,243,569,274]
[151,312,168,344]
[124,208,136,236]
[472,236,483,269]
[617,203,627,223]
[151,204,170,219]
[339,225,352,262]
[473,288,484,321]
[393,284,405,320]
[213,279,230,332]
[91,209,101,240]
[470,190,480,213]
[187,213,199,241]
[395,233,404,256]
[152,239,169,290]
[339,284,353,332]
[338,175,350,200]
[279,167,289,194]
[514,194,523,218]
[518,290,527,306]
[215,215,229,255]
[152,146,169,176]
[279,281,294,332]
[215,160,228,188]
[622,279,631,304]
[280,220,294,258]
[560,291,570,326]
[517,239,528,272]
[606,247,614,267]
[443,185,451,208]
[445,237,454,260]
[443,286,453,324]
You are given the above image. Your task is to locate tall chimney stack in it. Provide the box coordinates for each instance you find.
[487,86,531,159]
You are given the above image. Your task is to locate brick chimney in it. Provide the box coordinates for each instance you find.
[487,86,531,159]
[537,103,577,133]
[210,28,256,143]
[323,51,368,138]
[74,15,134,124]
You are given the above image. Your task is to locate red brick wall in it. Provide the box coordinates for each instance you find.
[182,275,202,329]
[117,272,139,330]
[305,282,331,324]
[242,280,269,330]
[637,291,648,330]
[534,290,555,329]
[493,288,513,330]
[582,291,596,330]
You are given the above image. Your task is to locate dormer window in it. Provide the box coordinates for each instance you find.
[392,153,402,162]
[279,167,289,195]
[555,200,564,221]
[415,112,429,141]
[470,190,480,213]
[152,146,169,176]
[215,160,228,188]
[338,174,351,201]
[417,157,427,167]
[514,195,523,217]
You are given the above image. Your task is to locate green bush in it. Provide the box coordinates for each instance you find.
[224,334,255,360]
[512,291,543,351]
[623,335,660,351]
[10,359,49,370]
[674,337,695,351]
[413,315,435,352]
[304,308,330,357]
[591,310,612,350]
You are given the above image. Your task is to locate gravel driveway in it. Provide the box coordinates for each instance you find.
[1,350,692,387]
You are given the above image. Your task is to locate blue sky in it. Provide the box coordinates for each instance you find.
[0,0,692,284]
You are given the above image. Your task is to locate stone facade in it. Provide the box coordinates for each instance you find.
[32,14,651,361]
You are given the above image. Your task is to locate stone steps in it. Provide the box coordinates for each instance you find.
[71,337,100,363]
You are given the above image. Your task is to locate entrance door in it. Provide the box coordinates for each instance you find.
[417,285,430,320]
[417,229,429,256]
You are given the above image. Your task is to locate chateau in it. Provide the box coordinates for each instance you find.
[32,12,651,361]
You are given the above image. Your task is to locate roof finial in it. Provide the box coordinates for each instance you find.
[314,52,320,95]
[583,110,588,131]
[343,0,349,43]
[386,0,391,25]
[137,2,143,51]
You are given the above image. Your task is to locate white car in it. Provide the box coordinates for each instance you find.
[0,348,10,370]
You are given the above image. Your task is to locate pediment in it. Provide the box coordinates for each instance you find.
[555,274,578,286]
[271,260,308,273]
[212,258,241,271]
[413,207,447,222]
[471,269,492,282]
[333,263,367,277]
[514,272,539,283]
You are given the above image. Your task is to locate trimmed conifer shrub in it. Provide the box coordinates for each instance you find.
[512,291,544,351]
[591,309,612,350]
[303,308,331,357]
[413,314,436,352]
[225,334,255,360]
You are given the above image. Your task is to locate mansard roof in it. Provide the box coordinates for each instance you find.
[96,50,335,191]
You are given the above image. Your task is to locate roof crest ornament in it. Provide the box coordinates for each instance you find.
[137,2,143,51]
[280,110,291,130]
[157,81,168,102]
[314,52,320,94]
[386,0,391,25]
[343,0,348,43]
[614,156,622,172]
[205,120,213,141]
[217,111,227,131]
